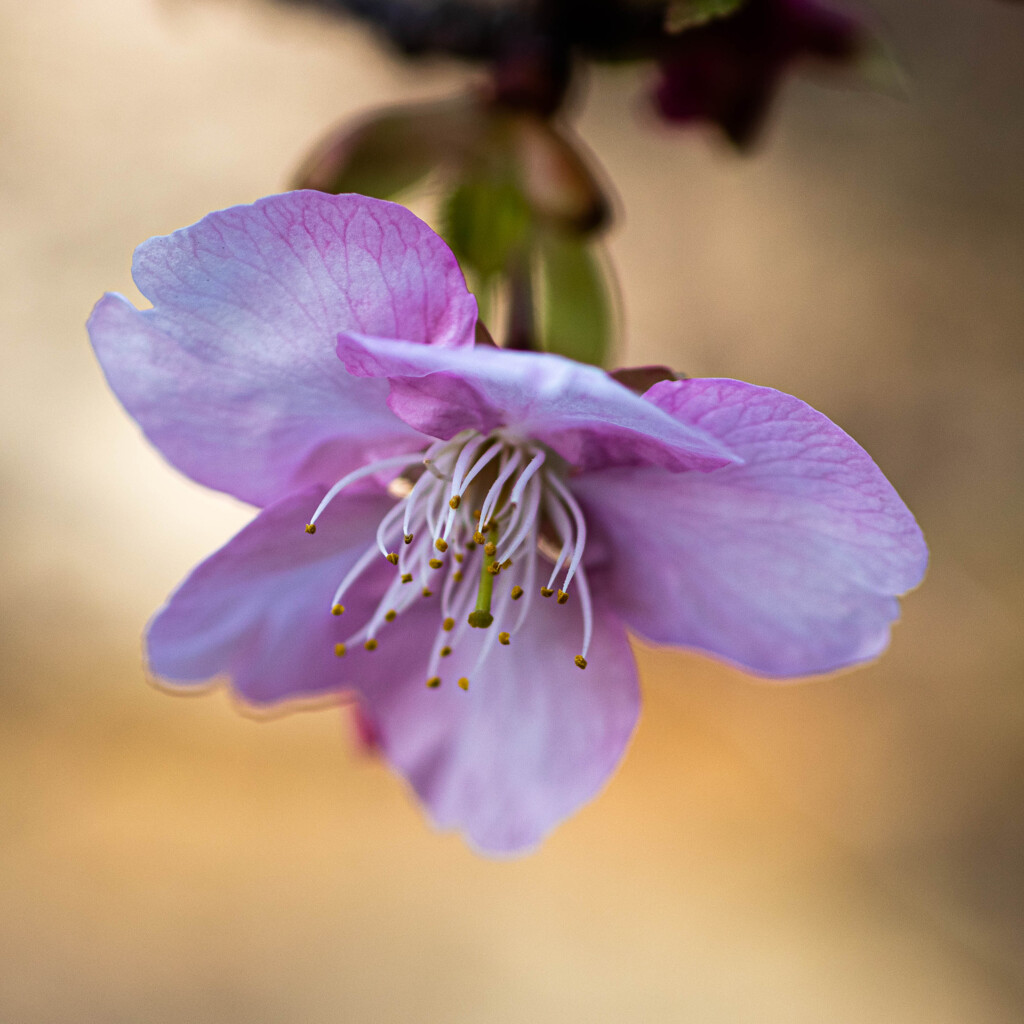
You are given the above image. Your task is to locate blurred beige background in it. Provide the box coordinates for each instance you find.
[2,0,1023,1020]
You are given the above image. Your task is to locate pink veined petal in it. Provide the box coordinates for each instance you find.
[336,333,740,473]
[573,378,928,678]
[352,574,640,854]
[89,192,476,507]
[147,485,408,706]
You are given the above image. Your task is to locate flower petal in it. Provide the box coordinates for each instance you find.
[352,580,640,854]
[89,192,476,506]
[336,334,738,472]
[574,379,928,677]
[147,484,405,706]
[148,484,639,853]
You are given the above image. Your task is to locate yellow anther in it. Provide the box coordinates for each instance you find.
[442,617,455,631]
[487,562,501,576]
[453,570,463,582]
[332,604,345,616]
[458,677,469,691]
[429,558,443,569]
[540,587,554,598]
[466,541,477,551]
[304,523,316,535]
[449,495,461,510]
[384,609,397,622]
[426,676,441,689]
[574,655,587,670]
[472,508,482,519]
[467,610,493,628]
[401,573,413,584]
[473,530,486,545]
[484,541,497,556]
[334,643,346,657]
[386,552,399,565]
[435,538,448,553]
[422,587,433,598]
[364,639,378,652]
[556,590,569,605]
[501,559,512,570]
[510,585,524,601]
[404,533,414,545]
[454,553,464,564]
[498,632,510,646]
[440,646,452,658]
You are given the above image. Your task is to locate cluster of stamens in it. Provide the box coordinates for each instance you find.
[304,430,593,690]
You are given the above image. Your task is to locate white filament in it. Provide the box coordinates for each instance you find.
[478,447,523,530]
[496,472,542,565]
[314,429,594,682]
[575,563,594,658]
[545,471,588,592]
[310,452,422,527]
[542,493,574,591]
[509,449,546,508]
[331,542,385,610]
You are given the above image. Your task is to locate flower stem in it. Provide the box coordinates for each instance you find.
[504,255,536,352]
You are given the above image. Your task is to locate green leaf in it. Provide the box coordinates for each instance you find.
[538,235,614,367]
[665,0,745,33]
[440,179,534,283]
[294,99,483,201]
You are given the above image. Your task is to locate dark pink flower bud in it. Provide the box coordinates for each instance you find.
[655,0,865,147]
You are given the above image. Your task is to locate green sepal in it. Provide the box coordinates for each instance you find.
[294,98,482,201]
[537,234,614,367]
[441,178,534,285]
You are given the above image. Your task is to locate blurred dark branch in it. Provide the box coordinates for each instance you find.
[276,0,671,64]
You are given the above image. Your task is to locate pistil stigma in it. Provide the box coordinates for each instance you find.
[468,525,498,628]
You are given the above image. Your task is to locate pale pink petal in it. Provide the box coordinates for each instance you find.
[573,378,927,677]
[147,485,410,706]
[352,577,639,854]
[336,333,738,472]
[89,192,476,506]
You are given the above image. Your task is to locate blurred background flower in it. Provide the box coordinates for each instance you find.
[2,0,1023,1020]
[654,0,865,145]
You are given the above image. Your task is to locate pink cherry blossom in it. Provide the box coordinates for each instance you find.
[88,191,926,853]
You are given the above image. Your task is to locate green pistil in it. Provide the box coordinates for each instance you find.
[467,525,498,628]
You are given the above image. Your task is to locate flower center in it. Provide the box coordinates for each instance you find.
[304,430,593,690]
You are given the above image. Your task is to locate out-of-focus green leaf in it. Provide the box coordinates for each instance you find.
[665,0,745,33]
[441,179,534,283]
[538,235,613,366]
[294,99,483,200]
